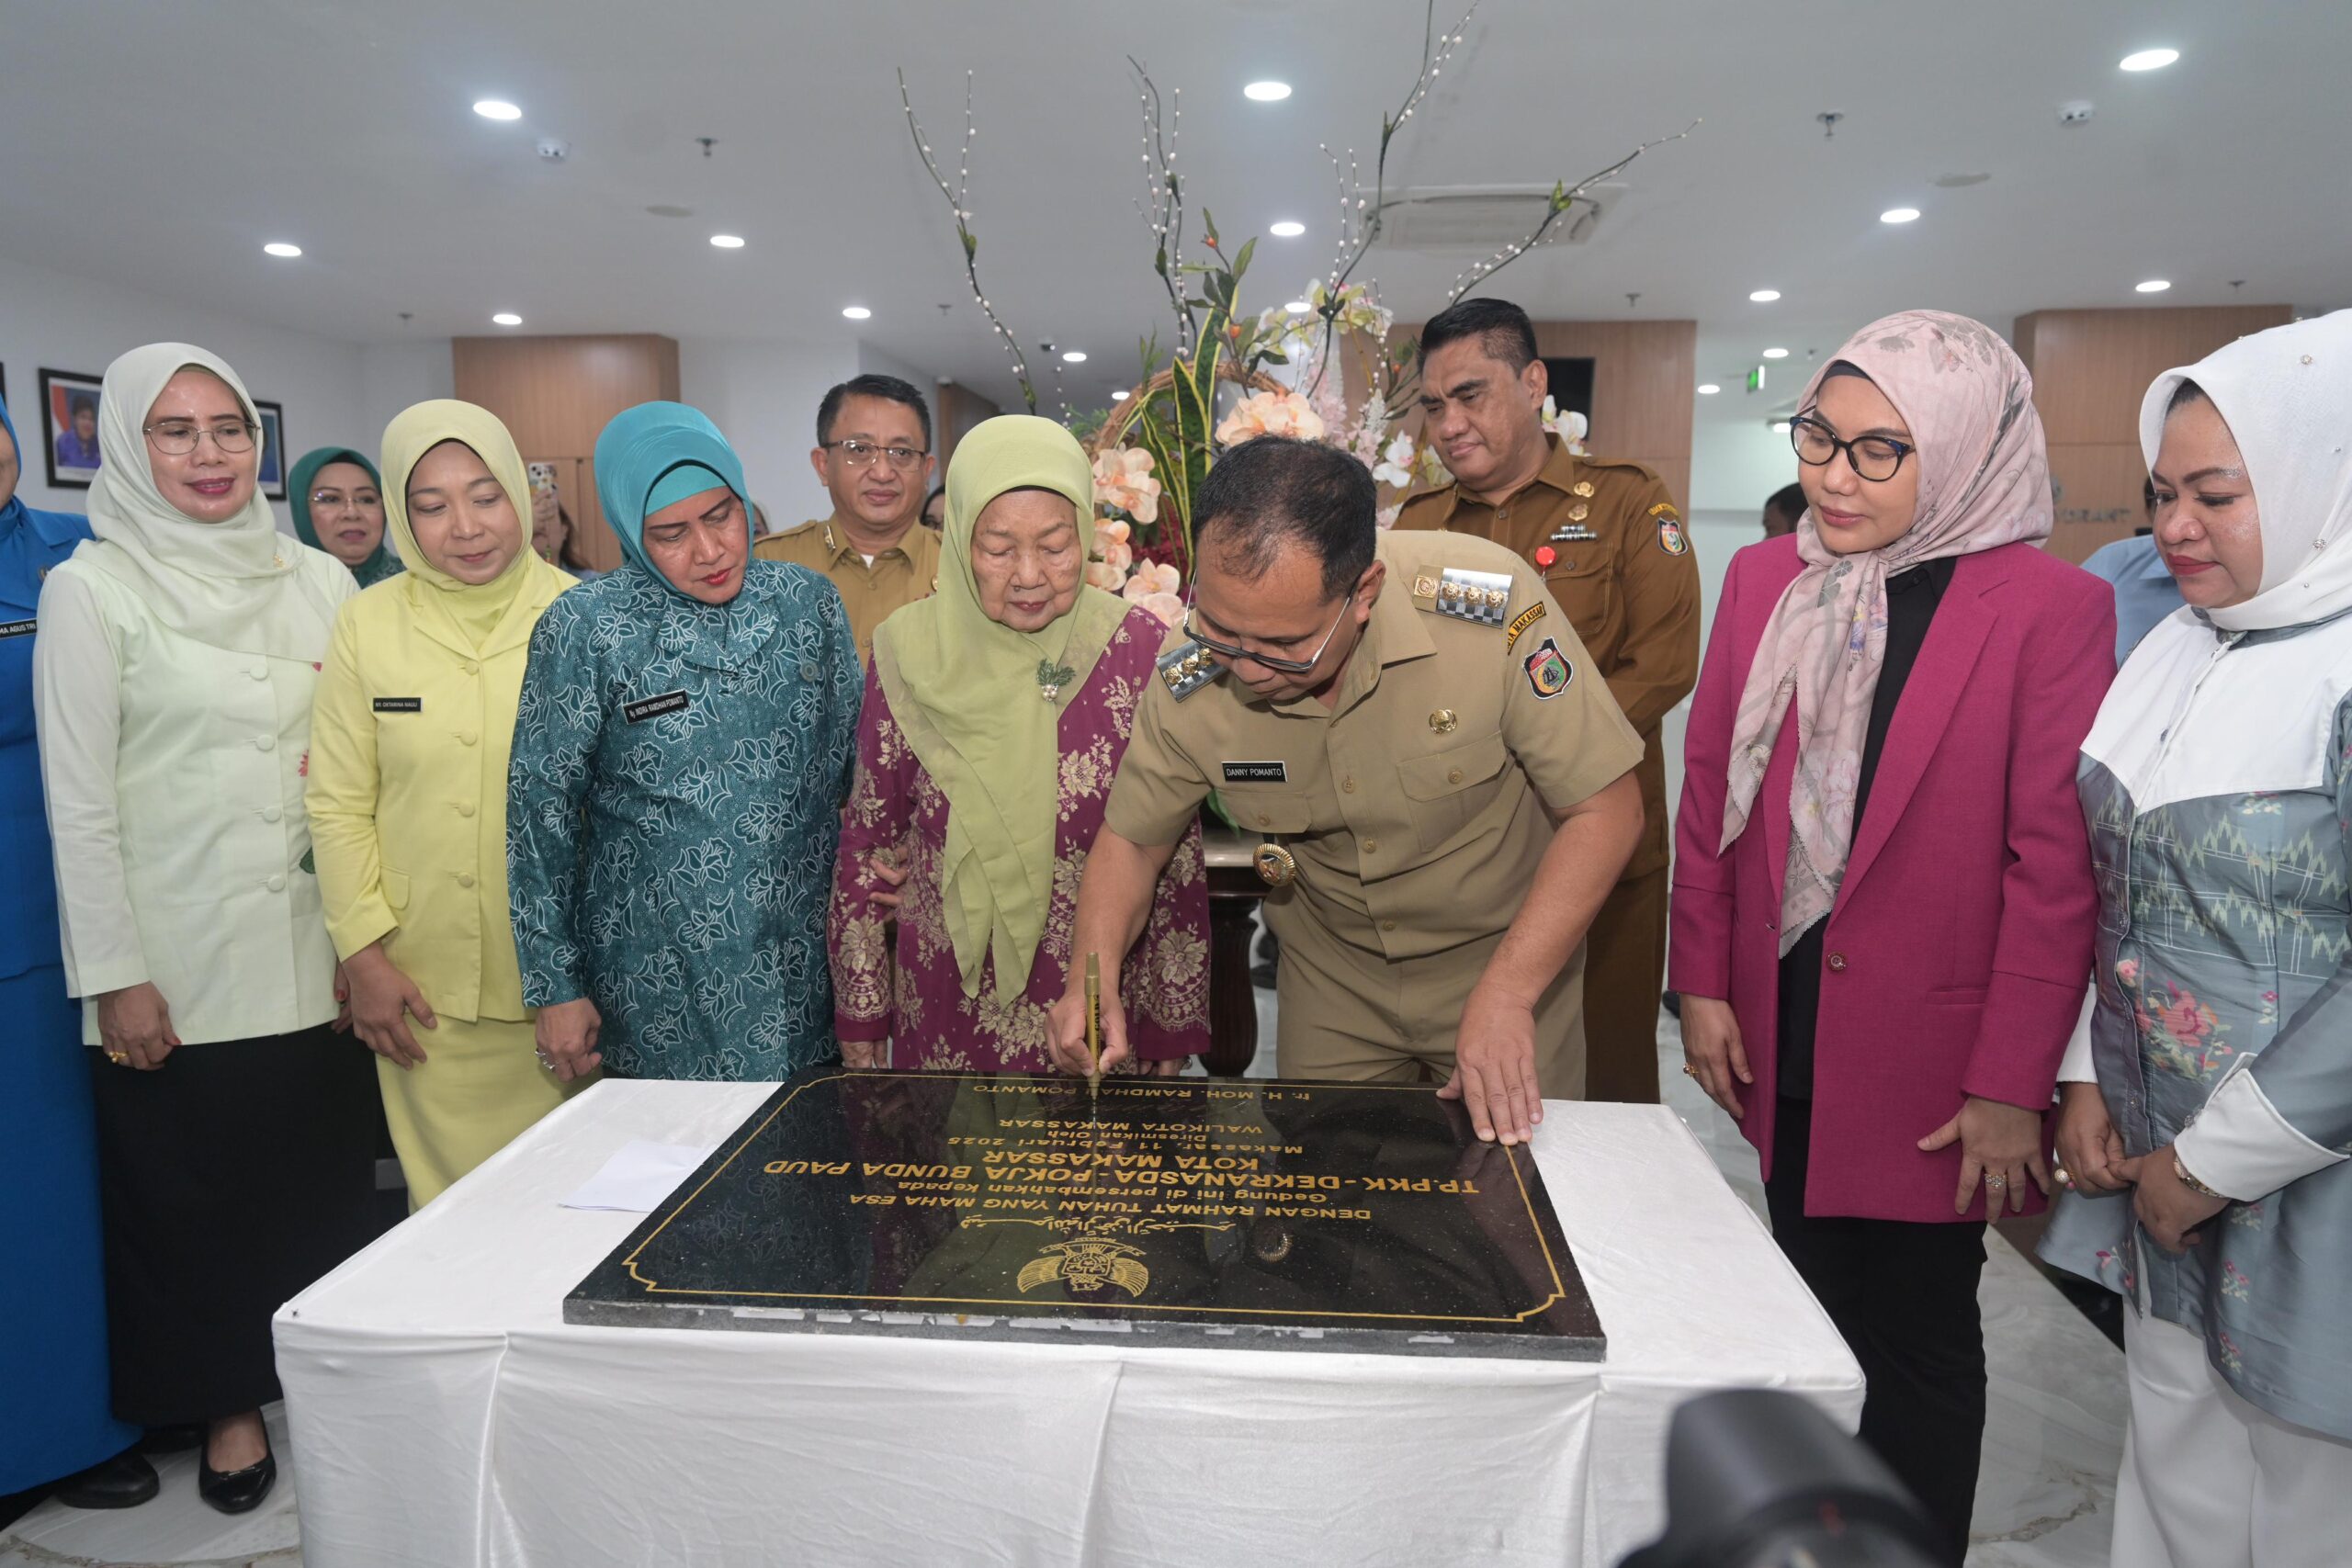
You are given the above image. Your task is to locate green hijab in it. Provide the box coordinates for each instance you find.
[288,446,403,588]
[873,415,1127,996]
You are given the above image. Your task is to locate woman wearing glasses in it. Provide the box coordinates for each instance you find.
[34,344,377,1514]
[1671,311,2112,1561]
[289,446,404,588]
[830,416,1206,1071]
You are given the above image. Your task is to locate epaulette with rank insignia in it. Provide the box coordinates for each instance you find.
[1410,566,1513,627]
[1156,637,1226,701]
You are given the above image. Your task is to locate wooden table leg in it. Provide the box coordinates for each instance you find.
[1203,897,1261,1077]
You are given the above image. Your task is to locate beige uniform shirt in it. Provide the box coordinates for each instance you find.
[1394,436,1698,879]
[1104,530,1643,965]
[752,515,941,667]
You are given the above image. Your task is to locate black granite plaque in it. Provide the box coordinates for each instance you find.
[565,1068,1603,1359]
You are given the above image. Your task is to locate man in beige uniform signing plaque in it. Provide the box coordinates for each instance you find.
[1046,435,1644,1144]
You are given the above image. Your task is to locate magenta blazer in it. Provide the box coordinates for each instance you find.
[1670,537,2114,1224]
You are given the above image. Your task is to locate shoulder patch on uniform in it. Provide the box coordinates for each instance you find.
[1156,637,1225,702]
[1522,637,1573,699]
[1504,602,1547,651]
[1650,503,1689,557]
[1418,567,1513,627]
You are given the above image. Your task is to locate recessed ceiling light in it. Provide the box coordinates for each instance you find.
[1772,421,1792,435]
[492,312,522,326]
[2136,278,2172,293]
[1269,220,1306,238]
[709,234,745,249]
[1285,300,1311,314]
[1111,390,1131,402]
[2120,48,2180,72]
[1761,347,1789,359]
[841,306,872,321]
[1244,81,1292,102]
[1062,350,1089,364]
[1880,207,1921,224]
[262,242,302,258]
[1697,383,1721,396]
[1749,288,1781,302]
[472,99,523,121]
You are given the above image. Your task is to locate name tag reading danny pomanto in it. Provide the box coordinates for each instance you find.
[623,690,691,725]
[567,1066,1605,1360]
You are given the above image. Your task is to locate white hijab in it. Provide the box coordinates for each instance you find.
[2141,309,2352,633]
[78,342,340,659]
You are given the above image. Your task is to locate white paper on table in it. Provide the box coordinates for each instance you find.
[558,1140,718,1213]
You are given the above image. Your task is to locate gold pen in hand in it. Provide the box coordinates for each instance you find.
[1084,953,1102,1101]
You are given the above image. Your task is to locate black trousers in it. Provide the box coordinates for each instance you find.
[1766,1095,1987,1565]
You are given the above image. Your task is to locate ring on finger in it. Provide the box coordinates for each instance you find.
[1985,1173,2007,1190]
[1681,1063,1698,1077]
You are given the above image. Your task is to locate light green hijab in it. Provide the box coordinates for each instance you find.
[873,415,1127,996]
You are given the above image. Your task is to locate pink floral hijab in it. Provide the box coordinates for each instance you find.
[1719,310,2053,953]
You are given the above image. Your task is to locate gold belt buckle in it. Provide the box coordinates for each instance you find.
[1252,841,1298,887]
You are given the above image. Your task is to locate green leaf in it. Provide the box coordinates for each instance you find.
[1201,208,1221,248]
[1258,347,1289,366]
[1154,244,1169,278]
[1232,236,1256,282]
[961,231,978,258]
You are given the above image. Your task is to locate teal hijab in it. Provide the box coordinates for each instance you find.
[288,446,402,588]
[592,402,747,601]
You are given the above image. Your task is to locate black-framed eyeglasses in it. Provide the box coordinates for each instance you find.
[1790,415,1913,482]
[1182,593,1356,676]
[821,438,928,472]
[144,420,257,457]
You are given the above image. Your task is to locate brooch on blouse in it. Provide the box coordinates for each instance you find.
[1035,658,1077,703]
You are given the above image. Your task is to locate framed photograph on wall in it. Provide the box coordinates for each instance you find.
[254,400,288,500]
[40,367,104,490]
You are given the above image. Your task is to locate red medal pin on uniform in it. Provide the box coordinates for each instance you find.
[1533,546,1556,570]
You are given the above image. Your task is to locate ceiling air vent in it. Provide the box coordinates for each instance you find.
[1373,184,1613,252]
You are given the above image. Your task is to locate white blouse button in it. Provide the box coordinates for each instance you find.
[248,664,268,680]
[254,734,277,752]
[262,805,283,823]
[266,874,287,892]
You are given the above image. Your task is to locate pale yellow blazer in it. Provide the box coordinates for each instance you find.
[306,566,574,1022]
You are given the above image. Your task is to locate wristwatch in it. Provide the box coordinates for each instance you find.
[2174,1154,2225,1201]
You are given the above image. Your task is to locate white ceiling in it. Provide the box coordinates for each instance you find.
[3,0,2347,431]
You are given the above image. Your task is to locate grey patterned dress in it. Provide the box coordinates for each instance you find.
[2041,606,2352,1440]
[506,561,862,1080]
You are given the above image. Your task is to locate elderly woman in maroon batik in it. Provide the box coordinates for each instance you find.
[830,416,1208,1071]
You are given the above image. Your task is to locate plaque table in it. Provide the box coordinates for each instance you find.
[275,1081,1862,1568]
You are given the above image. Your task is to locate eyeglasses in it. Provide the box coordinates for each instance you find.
[310,489,379,512]
[144,420,257,457]
[1790,415,1913,482]
[1182,593,1355,676]
[821,438,928,472]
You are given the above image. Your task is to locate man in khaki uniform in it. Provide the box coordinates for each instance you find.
[1046,436,1645,1145]
[752,373,942,665]
[1394,298,1700,1105]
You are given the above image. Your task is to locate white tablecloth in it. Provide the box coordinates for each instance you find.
[275,1082,1860,1568]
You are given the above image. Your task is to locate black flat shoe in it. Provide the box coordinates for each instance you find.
[55,1447,159,1509]
[198,1449,277,1515]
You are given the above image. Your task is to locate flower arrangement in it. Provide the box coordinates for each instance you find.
[899,3,1690,603]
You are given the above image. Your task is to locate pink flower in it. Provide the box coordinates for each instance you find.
[1082,560,1127,592]
[1122,561,1182,600]
[1136,590,1185,628]
[2153,984,2214,1044]
[1216,389,1327,446]
[2115,958,2141,987]
[1093,516,1131,552]
[1098,539,1134,574]
[1092,449,1160,525]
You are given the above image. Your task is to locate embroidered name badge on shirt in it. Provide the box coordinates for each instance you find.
[1221,761,1289,784]
[0,617,36,639]
[372,696,422,713]
[1505,603,1547,652]
[1522,637,1573,699]
[623,690,691,725]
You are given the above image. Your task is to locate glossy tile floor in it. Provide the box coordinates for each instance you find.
[1,985,2127,1567]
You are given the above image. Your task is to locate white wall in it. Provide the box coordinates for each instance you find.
[679,336,859,528]
[1690,414,1798,514]
[0,253,429,534]
[356,340,456,454]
